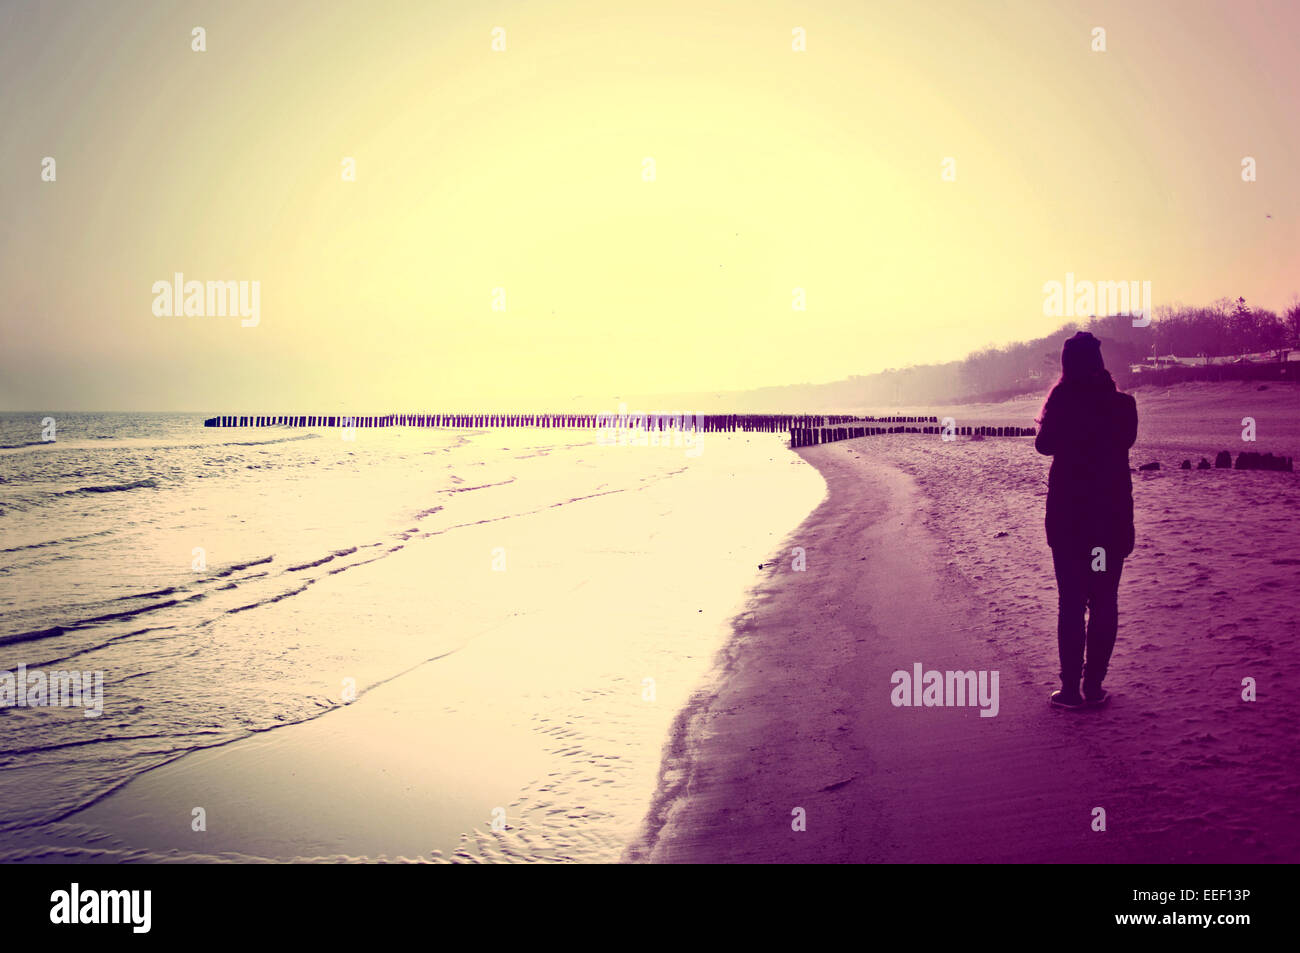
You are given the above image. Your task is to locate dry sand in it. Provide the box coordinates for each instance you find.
[630,381,1300,863]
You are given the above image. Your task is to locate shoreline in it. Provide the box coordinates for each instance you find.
[7,433,826,863]
[7,387,1297,864]
[628,439,1298,863]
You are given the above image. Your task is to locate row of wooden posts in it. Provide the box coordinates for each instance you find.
[1201,450,1295,471]
[199,412,1036,447]
[790,423,1037,448]
[201,412,863,433]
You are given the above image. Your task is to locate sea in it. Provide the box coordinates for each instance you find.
[0,411,825,861]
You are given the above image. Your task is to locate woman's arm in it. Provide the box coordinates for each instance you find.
[1035,400,1060,456]
[1119,393,1138,449]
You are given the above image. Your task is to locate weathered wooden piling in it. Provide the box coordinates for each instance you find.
[198,411,1042,456]
[783,418,1036,449]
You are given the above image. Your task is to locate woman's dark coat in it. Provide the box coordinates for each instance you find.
[1034,377,1138,558]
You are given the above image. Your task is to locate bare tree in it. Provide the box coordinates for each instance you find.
[1284,295,1300,347]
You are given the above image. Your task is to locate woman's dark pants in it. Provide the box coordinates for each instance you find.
[1051,546,1124,691]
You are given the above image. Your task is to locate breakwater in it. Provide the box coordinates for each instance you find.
[202,413,859,433]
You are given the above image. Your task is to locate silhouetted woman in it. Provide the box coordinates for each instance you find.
[1035,332,1137,709]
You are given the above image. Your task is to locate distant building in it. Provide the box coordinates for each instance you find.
[1130,350,1297,373]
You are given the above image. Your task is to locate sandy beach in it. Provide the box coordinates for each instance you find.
[7,4,1300,936]
[629,381,1300,863]
[3,382,1296,864]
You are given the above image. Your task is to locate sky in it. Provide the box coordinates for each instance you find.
[1,0,1297,411]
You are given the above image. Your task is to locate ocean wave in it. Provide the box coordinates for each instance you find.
[0,440,49,450]
[0,593,205,647]
[439,478,517,494]
[1,432,318,457]
[0,624,69,647]
[286,546,359,572]
[106,585,181,601]
[210,555,275,578]
[59,478,159,496]
[221,433,321,447]
[0,556,277,646]
[0,528,115,554]
[228,581,313,614]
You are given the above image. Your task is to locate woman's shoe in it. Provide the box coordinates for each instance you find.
[1082,686,1110,708]
[1050,687,1085,709]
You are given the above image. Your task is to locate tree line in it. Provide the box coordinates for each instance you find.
[853,296,1300,406]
